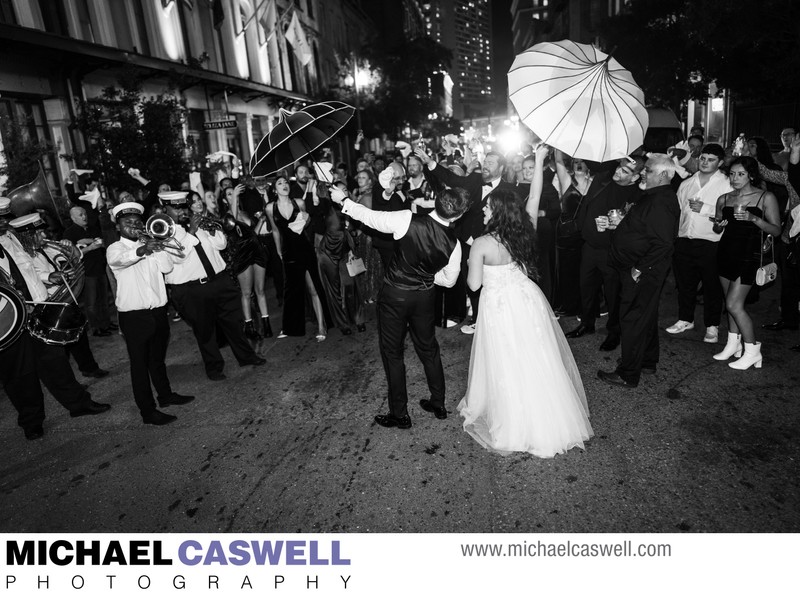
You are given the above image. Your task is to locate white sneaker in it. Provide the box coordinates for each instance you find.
[460,323,476,335]
[666,320,694,334]
[703,326,719,343]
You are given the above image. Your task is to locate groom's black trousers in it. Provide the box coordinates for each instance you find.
[377,284,446,418]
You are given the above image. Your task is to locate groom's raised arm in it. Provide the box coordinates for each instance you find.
[336,193,413,239]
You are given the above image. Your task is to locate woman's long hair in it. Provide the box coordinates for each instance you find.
[484,189,539,280]
[747,136,779,170]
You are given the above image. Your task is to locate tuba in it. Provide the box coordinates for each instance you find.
[6,163,65,227]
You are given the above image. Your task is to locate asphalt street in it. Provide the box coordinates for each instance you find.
[1,278,799,534]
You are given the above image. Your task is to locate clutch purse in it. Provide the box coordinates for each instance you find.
[287,212,307,235]
[345,252,366,277]
[755,232,777,287]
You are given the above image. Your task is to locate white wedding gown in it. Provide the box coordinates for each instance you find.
[457,263,593,458]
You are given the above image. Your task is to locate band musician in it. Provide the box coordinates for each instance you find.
[107,202,195,425]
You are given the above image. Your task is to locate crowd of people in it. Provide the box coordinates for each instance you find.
[2,123,799,458]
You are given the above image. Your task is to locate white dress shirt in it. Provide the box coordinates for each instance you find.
[107,237,184,312]
[0,232,49,303]
[340,198,462,287]
[481,177,501,199]
[676,170,733,242]
[163,225,228,285]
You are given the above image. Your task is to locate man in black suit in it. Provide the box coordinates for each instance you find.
[413,147,519,335]
[598,154,680,388]
[329,185,470,429]
[565,156,644,351]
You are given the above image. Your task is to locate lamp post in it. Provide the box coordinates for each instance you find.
[352,61,362,131]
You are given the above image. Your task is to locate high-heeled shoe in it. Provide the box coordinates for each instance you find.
[728,341,762,370]
[316,331,327,342]
[244,320,262,340]
[261,316,273,338]
[713,332,742,361]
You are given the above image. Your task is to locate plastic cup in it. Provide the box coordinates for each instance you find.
[734,203,747,214]
[595,216,608,232]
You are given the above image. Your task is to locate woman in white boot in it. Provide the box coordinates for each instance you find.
[712,157,782,369]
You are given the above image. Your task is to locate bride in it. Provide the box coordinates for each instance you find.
[457,189,593,458]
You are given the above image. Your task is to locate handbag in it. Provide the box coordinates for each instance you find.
[755,232,777,287]
[345,252,366,277]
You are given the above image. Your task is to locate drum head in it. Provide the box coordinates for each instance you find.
[0,284,28,351]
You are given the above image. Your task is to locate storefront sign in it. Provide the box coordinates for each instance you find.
[203,120,237,130]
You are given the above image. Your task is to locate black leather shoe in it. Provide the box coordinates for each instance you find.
[70,400,112,417]
[24,425,44,440]
[248,356,266,367]
[207,371,227,381]
[341,327,352,336]
[641,366,657,375]
[92,329,113,337]
[789,344,800,352]
[762,320,799,331]
[598,334,620,351]
[142,410,178,426]
[597,370,637,389]
[419,399,447,419]
[357,323,366,333]
[107,323,119,331]
[158,393,195,407]
[565,325,595,339]
[262,317,273,338]
[82,368,110,378]
[374,414,412,429]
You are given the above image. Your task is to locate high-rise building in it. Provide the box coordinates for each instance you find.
[422,0,493,120]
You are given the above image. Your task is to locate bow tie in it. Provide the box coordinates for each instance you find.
[483,182,494,188]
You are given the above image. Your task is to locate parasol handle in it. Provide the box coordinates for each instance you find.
[603,46,618,64]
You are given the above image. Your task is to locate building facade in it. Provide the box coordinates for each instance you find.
[422,0,493,121]
[0,0,376,194]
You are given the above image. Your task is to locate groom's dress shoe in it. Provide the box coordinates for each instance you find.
[599,334,620,351]
[70,400,111,417]
[374,414,412,429]
[565,325,595,339]
[419,399,447,419]
[597,370,637,389]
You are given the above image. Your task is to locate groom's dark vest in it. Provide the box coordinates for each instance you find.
[385,214,457,291]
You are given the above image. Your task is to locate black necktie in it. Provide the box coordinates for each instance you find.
[194,242,216,278]
[0,244,33,300]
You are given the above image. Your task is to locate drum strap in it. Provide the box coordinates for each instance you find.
[0,245,32,301]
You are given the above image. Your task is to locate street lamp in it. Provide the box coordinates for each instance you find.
[345,62,370,132]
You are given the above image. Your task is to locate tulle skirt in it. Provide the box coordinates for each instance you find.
[457,264,593,458]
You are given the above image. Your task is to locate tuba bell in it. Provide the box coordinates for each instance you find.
[6,162,65,228]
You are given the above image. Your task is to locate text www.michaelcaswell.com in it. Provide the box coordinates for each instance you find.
[461,540,672,558]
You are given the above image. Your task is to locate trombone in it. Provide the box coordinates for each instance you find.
[137,214,186,256]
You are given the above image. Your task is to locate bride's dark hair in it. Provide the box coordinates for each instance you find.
[484,189,538,280]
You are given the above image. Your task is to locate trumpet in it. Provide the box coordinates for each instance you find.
[137,214,185,256]
[197,214,223,233]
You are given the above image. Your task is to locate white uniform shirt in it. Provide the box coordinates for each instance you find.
[0,232,49,303]
[340,198,462,287]
[162,225,227,285]
[107,237,185,311]
[676,170,733,242]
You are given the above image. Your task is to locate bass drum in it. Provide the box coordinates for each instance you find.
[27,302,87,345]
[0,283,28,352]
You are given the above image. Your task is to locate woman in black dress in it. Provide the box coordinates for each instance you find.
[223,186,272,339]
[265,177,329,341]
[712,157,781,369]
[553,150,593,316]
[521,146,560,305]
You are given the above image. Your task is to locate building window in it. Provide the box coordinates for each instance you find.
[0,97,57,189]
[306,0,314,20]
[36,0,69,36]
[0,0,16,24]
[74,0,95,42]
[131,1,151,55]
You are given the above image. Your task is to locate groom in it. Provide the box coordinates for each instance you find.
[330,185,470,428]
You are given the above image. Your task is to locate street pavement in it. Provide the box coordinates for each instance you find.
[1,279,799,534]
